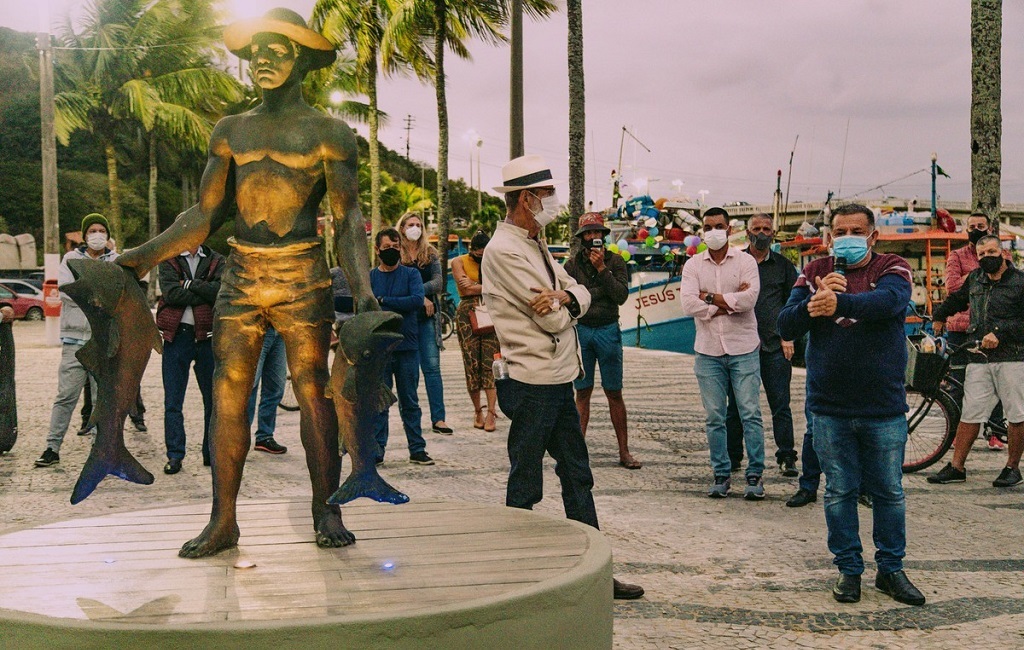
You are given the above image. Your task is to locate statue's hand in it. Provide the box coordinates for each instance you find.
[357,295,381,313]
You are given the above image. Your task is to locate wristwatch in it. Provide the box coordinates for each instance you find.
[704,293,715,305]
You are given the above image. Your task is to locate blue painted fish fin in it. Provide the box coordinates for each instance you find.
[327,471,409,506]
[71,445,154,505]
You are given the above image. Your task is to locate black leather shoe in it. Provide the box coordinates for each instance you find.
[163,459,182,475]
[875,570,926,606]
[779,457,799,477]
[613,578,645,600]
[832,573,861,603]
[785,488,817,508]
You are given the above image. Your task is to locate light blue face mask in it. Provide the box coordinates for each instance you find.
[831,235,870,265]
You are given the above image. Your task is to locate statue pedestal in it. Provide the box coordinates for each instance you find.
[0,499,612,648]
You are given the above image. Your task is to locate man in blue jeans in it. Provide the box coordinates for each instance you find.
[370,228,432,465]
[779,203,925,606]
[563,213,639,469]
[679,207,766,500]
[247,326,288,454]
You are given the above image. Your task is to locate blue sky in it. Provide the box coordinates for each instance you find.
[3,0,1024,208]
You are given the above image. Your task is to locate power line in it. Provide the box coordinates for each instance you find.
[403,114,415,161]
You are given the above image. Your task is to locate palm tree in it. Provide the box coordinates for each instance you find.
[566,0,584,236]
[971,0,1001,228]
[312,0,431,242]
[52,0,239,246]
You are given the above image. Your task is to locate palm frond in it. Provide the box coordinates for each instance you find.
[53,91,97,145]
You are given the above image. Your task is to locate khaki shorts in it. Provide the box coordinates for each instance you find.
[216,237,333,335]
[961,361,1024,424]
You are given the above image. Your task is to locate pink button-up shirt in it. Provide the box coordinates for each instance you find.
[679,247,761,357]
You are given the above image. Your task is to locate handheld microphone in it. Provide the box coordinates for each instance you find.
[834,256,847,276]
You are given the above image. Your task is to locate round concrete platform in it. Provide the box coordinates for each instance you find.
[0,498,612,648]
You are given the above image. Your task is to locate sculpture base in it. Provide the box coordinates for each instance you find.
[0,499,612,648]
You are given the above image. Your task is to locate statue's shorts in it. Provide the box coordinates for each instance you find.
[216,237,333,337]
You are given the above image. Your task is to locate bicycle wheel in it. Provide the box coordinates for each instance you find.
[440,311,455,340]
[279,375,300,412]
[903,389,959,473]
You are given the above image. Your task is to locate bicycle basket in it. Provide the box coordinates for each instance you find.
[905,339,948,395]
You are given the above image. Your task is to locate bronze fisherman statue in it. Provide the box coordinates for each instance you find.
[119,8,378,558]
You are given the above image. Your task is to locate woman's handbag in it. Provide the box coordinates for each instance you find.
[469,304,495,335]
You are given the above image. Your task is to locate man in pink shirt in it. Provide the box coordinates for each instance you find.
[680,207,765,499]
[944,212,1008,450]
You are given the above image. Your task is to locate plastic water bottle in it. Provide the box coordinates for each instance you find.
[919,334,936,354]
[492,353,509,381]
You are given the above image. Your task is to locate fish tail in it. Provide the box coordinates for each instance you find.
[327,470,409,506]
[71,446,154,505]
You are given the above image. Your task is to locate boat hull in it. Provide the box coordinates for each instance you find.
[619,277,696,354]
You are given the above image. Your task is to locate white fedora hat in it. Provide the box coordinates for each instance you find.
[493,154,561,193]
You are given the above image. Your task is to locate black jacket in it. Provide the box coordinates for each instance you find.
[933,264,1024,363]
[563,248,629,327]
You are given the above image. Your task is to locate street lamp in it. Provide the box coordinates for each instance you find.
[475,136,483,212]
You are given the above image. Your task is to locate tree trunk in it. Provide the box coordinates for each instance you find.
[434,0,451,287]
[971,0,1001,229]
[148,132,158,302]
[367,52,383,243]
[509,0,524,158]
[104,141,122,248]
[567,0,585,239]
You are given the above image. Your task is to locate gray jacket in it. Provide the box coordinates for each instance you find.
[58,246,119,341]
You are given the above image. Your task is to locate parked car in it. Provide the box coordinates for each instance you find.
[0,283,44,320]
[0,278,43,297]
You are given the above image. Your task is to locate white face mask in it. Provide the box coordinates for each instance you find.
[703,229,729,251]
[405,225,422,241]
[86,232,108,251]
[529,192,560,228]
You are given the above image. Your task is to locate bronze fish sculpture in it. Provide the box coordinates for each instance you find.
[327,311,410,505]
[0,320,16,454]
[63,258,162,504]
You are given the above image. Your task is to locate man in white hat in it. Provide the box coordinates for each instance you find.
[483,155,645,600]
[118,8,378,558]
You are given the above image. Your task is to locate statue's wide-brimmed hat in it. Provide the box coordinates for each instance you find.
[224,8,336,71]
[493,155,561,193]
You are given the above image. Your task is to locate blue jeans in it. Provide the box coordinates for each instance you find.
[694,350,765,477]
[496,379,599,529]
[725,347,796,464]
[813,414,908,575]
[161,326,214,461]
[573,322,624,391]
[417,317,446,424]
[374,349,425,457]
[246,327,287,442]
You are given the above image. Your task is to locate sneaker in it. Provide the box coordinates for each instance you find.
[34,448,60,467]
[431,422,454,435]
[927,462,967,484]
[743,475,765,500]
[130,417,148,433]
[988,435,1006,451]
[857,493,873,509]
[409,451,435,465]
[254,438,287,454]
[708,475,731,498]
[779,457,798,477]
[992,466,1023,488]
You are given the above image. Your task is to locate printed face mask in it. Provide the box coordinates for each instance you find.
[86,232,108,251]
[831,235,870,265]
[703,229,729,251]
[379,248,401,267]
[405,225,422,241]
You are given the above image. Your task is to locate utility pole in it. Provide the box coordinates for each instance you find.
[509,0,524,158]
[403,114,415,160]
[37,28,60,345]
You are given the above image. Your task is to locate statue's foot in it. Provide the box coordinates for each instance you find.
[179,521,240,558]
[315,511,356,548]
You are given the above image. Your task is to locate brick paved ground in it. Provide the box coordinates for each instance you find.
[2,320,1023,649]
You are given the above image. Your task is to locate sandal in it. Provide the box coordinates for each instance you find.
[484,409,496,432]
[473,407,485,430]
[619,456,642,470]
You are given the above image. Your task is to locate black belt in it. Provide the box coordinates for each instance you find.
[177,323,195,331]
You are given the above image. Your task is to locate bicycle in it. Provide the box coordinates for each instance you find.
[903,337,1005,472]
[437,292,456,341]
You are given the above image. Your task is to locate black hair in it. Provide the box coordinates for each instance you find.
[702,206,729,220]
[976,234,1001,249]
[831,203,875,227]
[376,227,400,247]
[470,230,490,250]
[968,212,991,225]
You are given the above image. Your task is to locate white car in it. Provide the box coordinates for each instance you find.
[0,279,42,298]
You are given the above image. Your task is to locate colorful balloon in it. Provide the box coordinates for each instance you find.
[660,245,671,253]
[637,228,649,240]
[617,239,629,250]
[628,245,638,254]
[645,236,656,247]
[649,226,659,237]
[696,243,708,252]
[605,233,614,244]
[621,251,631,262]
[608,244,619,254]
[686,245,698,256]
[645,217,657,228]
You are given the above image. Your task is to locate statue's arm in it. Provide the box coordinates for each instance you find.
[325,121,378,313]
[118,119,236,278]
